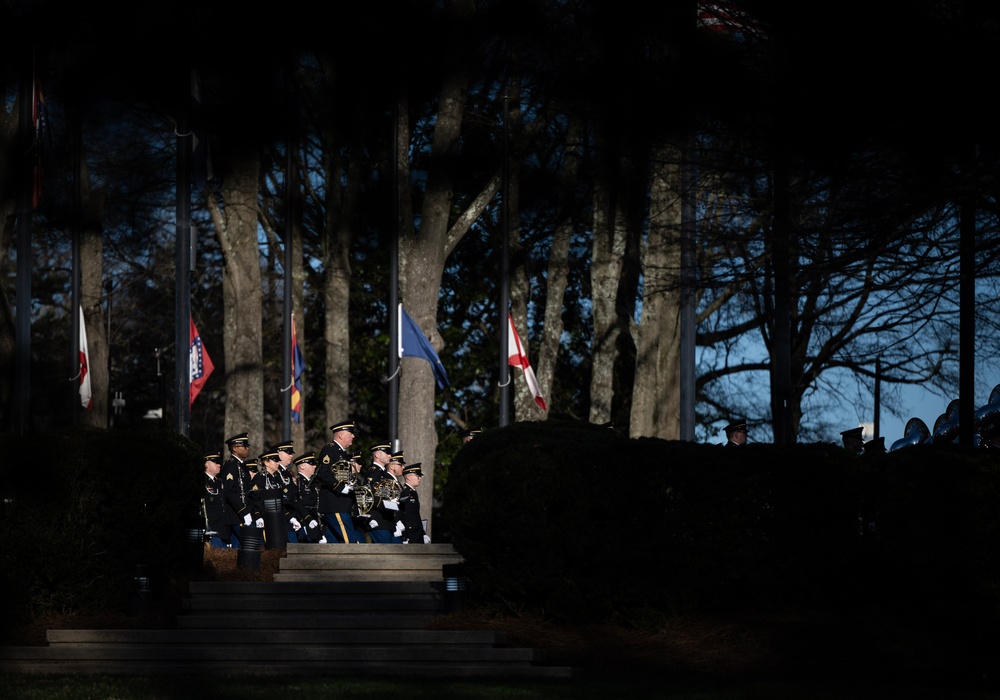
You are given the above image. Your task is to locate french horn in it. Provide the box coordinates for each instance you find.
[355,483,375,514]
[371,477,402,501]
[332,459,353,483]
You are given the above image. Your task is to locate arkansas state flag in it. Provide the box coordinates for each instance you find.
[508,314,547,411]
[189,317,214,407]
[290,313,304,423]
[79,305,92,409]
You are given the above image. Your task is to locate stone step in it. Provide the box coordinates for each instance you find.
[47,628,507,646]
[0,657,578,678]
[0,543,580,678]
[175,612,437,630]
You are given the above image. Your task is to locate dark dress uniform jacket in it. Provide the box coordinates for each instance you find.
[249,468,293,521]
[203,472,231,540]
[365,466,401,533]
[399,483,426,544]
[315,441,354,515]
[221,456,253,524]
[294,473,324,540]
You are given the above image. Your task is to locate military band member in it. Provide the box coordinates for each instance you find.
[221,432,254,546]
[723,420,748,447]
[316,420,364,543]
[459,428,481,444]
[251,447,298,546]
[841,426,864,455]
[399,463,430,544]
[292,452,325,543]
[203,451,234,548]
[275,439,297,479]
[366,443,402,543]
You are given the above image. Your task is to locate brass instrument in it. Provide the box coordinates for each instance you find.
[332,459,353,483]
[889,417,930,451]
[372,477,402,501]
[931,399,960,445]
[355,483,375,514]
[334,459,375,514]
[974,384,1000,447]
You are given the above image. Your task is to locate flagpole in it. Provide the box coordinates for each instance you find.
[15,44,34,435]
[70,91,82,425]
[281,61,295,441]
[175,59,192,437]
[498,94,511,428]
[389,95,401,450]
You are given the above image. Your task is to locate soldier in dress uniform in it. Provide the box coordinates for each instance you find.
[459,428,481,444]
[841,426,865,455]
[316,420,364,543]
[292,452,325,543]
[250,447,299,546]
[366,442,402,543]
[275,439,297,479]
[862,436,886,456]
[399,463,430,544]
[723,420,748,447]
[202,451,234,548]
[221,432,254,546]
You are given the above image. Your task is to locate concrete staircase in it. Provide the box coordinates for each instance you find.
[0,543,579,678]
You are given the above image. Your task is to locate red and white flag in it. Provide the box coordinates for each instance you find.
[508,314,547,411]
[79,305,92,410]
[189,316,214,407]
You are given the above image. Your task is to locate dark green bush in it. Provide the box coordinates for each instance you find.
[0,425,203,632]
[443,421,1000,623]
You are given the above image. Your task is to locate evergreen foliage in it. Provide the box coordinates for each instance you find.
[444,421,1000,624]
[0,426,203,631]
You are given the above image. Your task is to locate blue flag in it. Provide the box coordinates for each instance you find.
[400,305,450,389]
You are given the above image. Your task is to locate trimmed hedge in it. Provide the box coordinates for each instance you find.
[0,425,203,632]
[442,420,1000,623]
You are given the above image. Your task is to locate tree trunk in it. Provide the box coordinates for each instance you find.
[398,0,475,539]
[589,155,626,425]
[0,104,18,428]
[80,175,107,428]
[630,142,682,439]
[322,142,355,433]
[212,149,264,444]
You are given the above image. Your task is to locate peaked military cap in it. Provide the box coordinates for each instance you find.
[369,441,392,454]
[863,436,886,454]
[245,458,259,472]
[724,420,748,434]
[329,421,356,434]
[274,439,294,453]
[260,447,280,462]
[459,428,482,439]
[203,451,223,464]
[389,451,406,464]
[402,462,423,477]
[840,426,864,440]
[350,451,364,462]
[225,432,250,447]
[294,451,317,466]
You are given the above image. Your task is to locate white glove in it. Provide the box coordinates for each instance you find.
[318,536,327,544]
[423,534,431,544]
[255,518,264,529]
[369,518,379,528]
[339,484,352,495]
[290,518,301,531]
[243,514,252,526]
[308,519,319,529]
[383,499,399,511]
[393,521,405,537]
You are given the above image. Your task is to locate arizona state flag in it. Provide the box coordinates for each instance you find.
[291,313,304,423]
